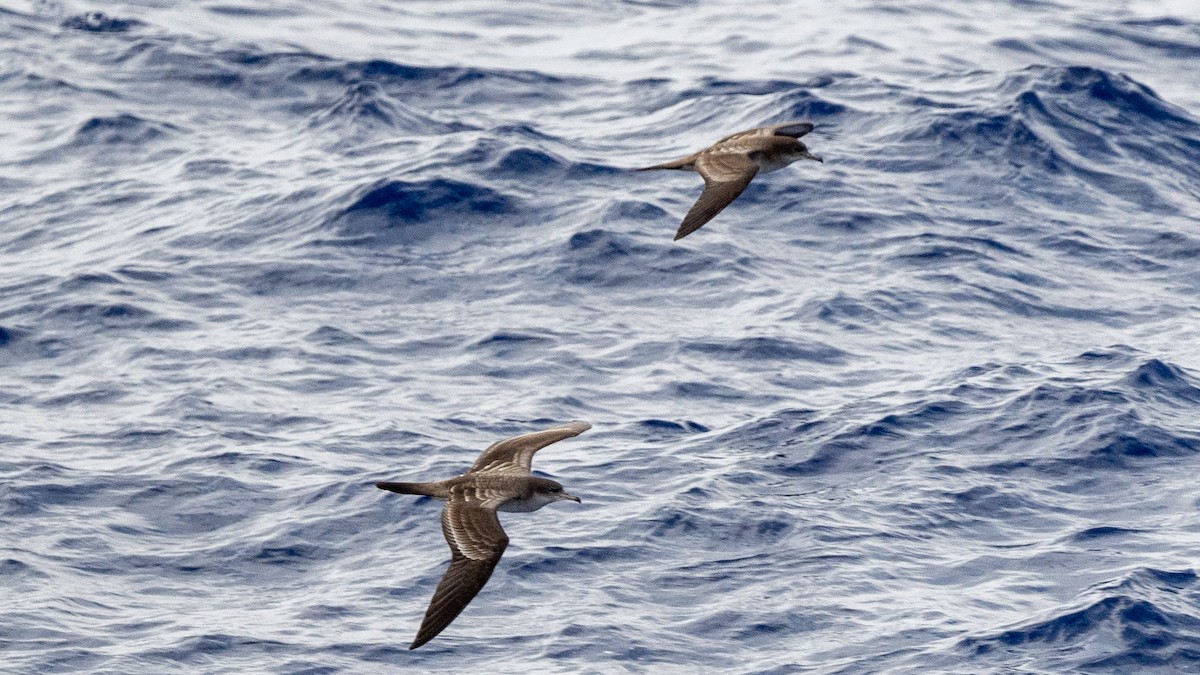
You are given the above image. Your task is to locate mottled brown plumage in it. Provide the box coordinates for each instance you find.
[638,121,824,240]
[376,420,590,649]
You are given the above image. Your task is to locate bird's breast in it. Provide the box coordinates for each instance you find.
[497,494,556,513]
[752,153,796,174]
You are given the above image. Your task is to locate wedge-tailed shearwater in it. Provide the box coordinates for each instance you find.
[637,121,823,240]
[376,420,590,650]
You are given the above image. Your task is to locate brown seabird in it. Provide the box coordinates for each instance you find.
[637,121,823,240]
[376,420,591,649]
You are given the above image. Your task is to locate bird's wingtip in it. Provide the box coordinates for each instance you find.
[773,121,815,137]
[555,420,592,434]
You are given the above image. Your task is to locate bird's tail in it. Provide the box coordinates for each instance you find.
[376,481,449,498]
[635,156,694,171]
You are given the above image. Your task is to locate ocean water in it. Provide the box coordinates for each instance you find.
[2,0,1200,672]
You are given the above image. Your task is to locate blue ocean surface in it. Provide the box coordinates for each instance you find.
[3,0,1200,672]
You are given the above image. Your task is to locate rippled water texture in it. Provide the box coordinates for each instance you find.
[3,0,1200,672]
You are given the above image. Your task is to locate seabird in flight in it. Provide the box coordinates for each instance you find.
[376,420,591,649]
[637,121,823,240]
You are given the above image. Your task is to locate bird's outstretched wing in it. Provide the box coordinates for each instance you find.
[714,121,814,145]
[674,153,758,240]
[409,502,510,650]
[764,121,814,138]
[468,421,591,475]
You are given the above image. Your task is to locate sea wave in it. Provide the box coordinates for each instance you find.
[2,0,1199,672]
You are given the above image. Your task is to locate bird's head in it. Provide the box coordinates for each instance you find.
[531,477,581,504]
[793,140,823,163]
